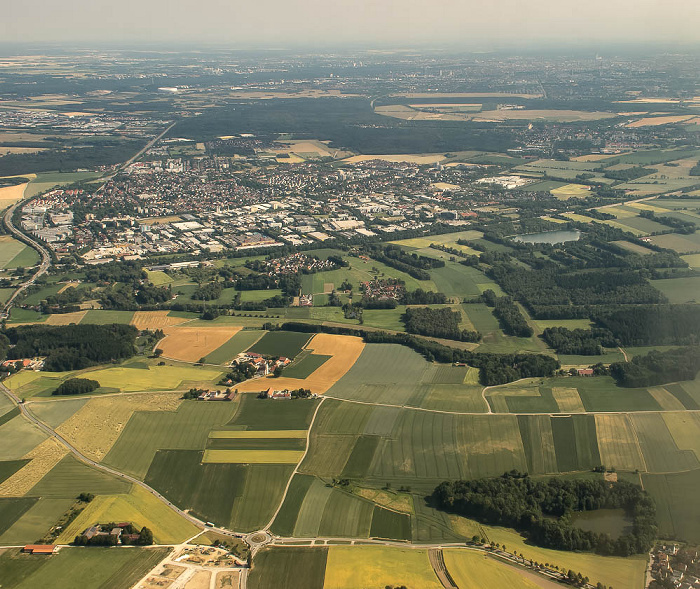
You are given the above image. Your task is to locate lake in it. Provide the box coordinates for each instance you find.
[571,509,633,539]
[512,229,581,244]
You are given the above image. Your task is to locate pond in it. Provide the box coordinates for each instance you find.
[570,509,633,539]
[512,229,581,244]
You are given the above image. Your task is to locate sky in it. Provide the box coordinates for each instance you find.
[2,0,699,47]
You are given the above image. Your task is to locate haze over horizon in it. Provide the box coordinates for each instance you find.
[3,0,699,48]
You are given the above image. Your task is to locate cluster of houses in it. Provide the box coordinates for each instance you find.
[361,278,406,301]
[230,351,291,376]
[1,357,44,372]
[79,523,141,545]
[651,544,700,589]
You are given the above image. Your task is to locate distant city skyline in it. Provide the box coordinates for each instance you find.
[2,0,699,47]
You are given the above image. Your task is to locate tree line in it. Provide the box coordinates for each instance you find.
[280,322,559,385]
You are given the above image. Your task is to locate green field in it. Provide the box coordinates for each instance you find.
[79,309,135,324]
[248,547,327,589]
[204,329,264,364]
[249,330,311,358]
[145,450,292,531]
[227,393,319,431]
[28,455,132,498]
[0,459,28,485]
[643,469,700,543]
[282,352,331,379]
[0,498,74,545]
[0,416,47,460]
[24,171,103,198]
[0,242,39,270]
[550,415,601,472]
[103,400,239,479]
[652,276,700,303]
[630,413,700,473]
[0,498,38,536]
[517,415,558,474]
[369,506,412,540]
[28,398,87,428]
[0,547,168,589]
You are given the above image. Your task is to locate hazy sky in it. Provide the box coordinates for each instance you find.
[3,0,699,47]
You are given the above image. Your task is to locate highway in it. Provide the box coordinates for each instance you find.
[1,197,52,316]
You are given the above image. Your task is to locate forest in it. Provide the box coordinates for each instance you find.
[595,305,700,346]
[402,306,480,342]
[541,327,618,355]
[52,377,100,396]
[433,471,656,556]
[2,324,137,371]
[609,346,700,387]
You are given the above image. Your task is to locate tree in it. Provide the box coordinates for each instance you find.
[154,348,163,357]
[138,526,154,545]
[273,365,283,377]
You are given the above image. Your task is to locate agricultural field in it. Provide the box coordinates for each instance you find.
[55,485,198,544]
[643,469,700,544]
[5,358,224,397]
[0,546,169,589]
[323,546,442,589]
[204,329,264,364]
[103,399,238,478]
[248,547,327,589]
[652,276,700,303]
[449,516,647,589]
[158,325,243,362]
[0,236,39,269]
[443,549,558,589]
[236,334,365,395]
[130,310,188,329]
[249,330,311,358]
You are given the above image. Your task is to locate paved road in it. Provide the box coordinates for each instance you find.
[1,197,52,316]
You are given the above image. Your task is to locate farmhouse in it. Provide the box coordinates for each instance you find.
[22,545,57,555]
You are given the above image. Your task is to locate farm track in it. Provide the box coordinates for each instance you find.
[323,392,700,417]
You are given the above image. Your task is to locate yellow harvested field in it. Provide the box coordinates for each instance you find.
[443,549,555,589]
[626,115,695,128]
[183,571,211,589]
[56,485,199,544]
[0,147,46,155]
[0,182,28,209]
[344,153,447,165]
[324,546,443,589]
[44,311,87,325]
[202,449,305,464]
[209,430,307,439]
[647,387,686,411]
[131,310,189,330]
[663,412,700,461]
[158,325,242,362]
[595,414,646,472]
[552,387,585,412]
[550,184,591,199]
[0,437,67,496]
[561,212,594,223]
[572,153,631,162]
[56,393,182,461]
[235,333,365,395]
[409,103,482,109]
